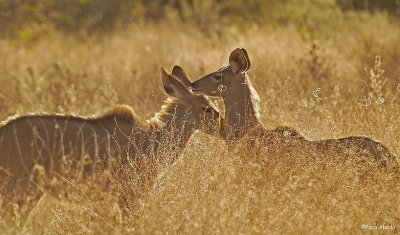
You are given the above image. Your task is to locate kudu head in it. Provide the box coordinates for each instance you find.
[160,66,224,138]
[189,48,251,98]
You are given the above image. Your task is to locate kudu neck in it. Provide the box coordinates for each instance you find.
[149,101,195,155]
[223,74,262,140]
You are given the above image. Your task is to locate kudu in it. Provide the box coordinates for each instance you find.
[189,48,399,170]
[0,67,224,183]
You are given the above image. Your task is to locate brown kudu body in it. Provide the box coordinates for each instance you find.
[0,67,224,183]
[189,48,399,171]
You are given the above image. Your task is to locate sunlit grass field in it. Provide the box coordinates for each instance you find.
[1,15,400,233]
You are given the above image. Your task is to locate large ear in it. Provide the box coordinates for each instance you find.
[171,65,192,88]
[229,48,250,74]
[240,48,251,72]
[161,66,192,99]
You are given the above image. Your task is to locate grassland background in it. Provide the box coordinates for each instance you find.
[1,0,400,234]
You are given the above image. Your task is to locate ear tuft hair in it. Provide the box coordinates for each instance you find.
[240,48,251,72]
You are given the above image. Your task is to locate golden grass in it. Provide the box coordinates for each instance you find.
[0,20,400,234]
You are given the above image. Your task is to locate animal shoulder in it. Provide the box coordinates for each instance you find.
[98,104,142,125]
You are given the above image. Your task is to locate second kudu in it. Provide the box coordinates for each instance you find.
[0,67,224,183]
[189,48,399,171]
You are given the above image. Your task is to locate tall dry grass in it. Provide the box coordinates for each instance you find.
[0,19,399,234]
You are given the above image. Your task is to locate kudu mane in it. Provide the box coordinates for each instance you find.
[243,74,261,121]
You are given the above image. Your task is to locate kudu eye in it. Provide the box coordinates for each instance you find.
[213,75,221,81]
[203,107,212,113]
